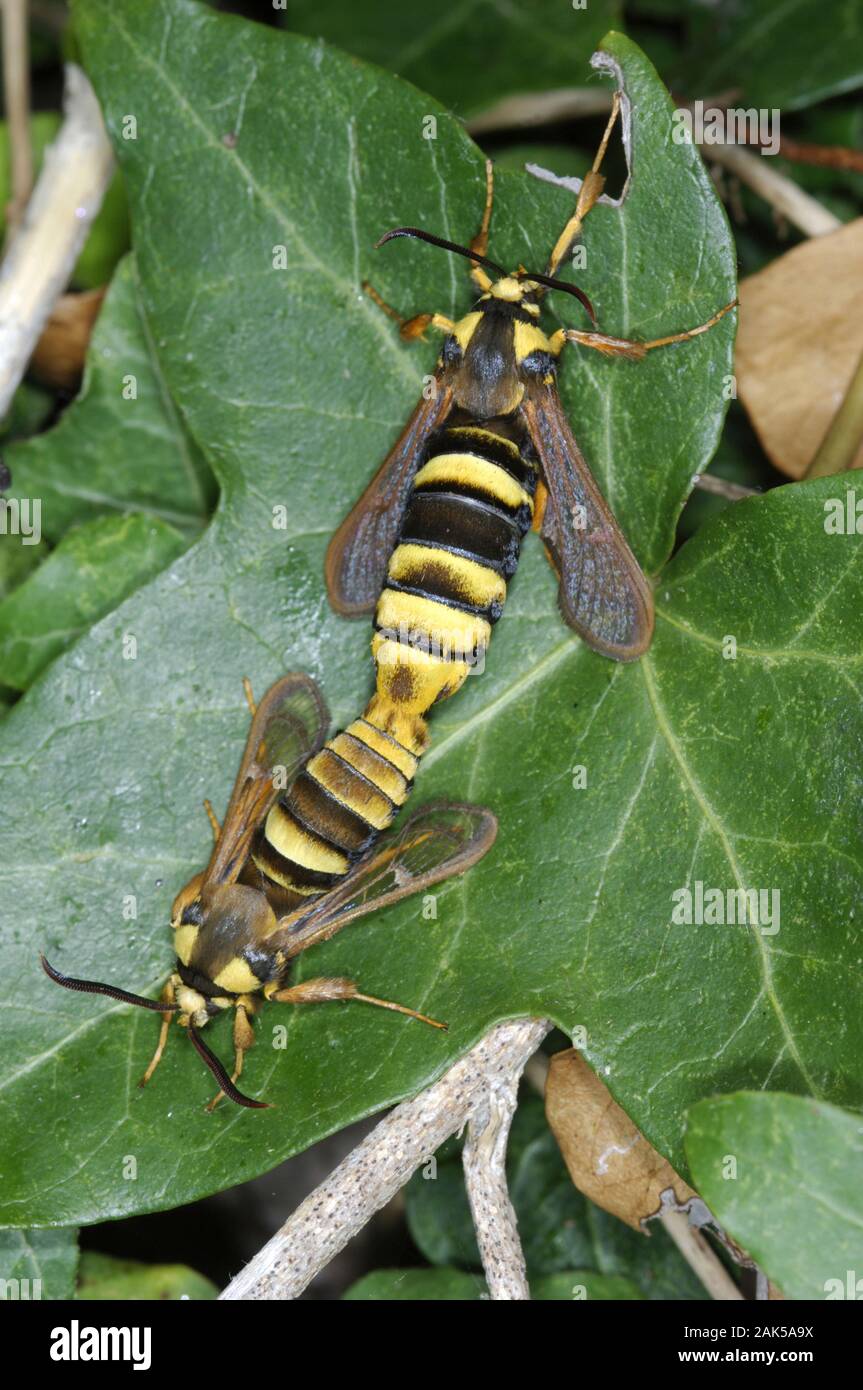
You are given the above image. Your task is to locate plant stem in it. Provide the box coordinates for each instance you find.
[463,1057,529,1299]
[703,143,841,239]
[2,0,33,244]
[660,1209,744,1301]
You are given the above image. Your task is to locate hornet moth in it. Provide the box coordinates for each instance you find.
[327,93,736,661]
[43,674,496,1109]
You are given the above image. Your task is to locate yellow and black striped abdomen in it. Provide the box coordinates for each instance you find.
[249,424,535,909]
[249,712,421,904]
[373,424,536,713]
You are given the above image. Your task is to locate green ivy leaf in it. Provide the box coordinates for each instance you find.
[0,532,48,601]
[683,0,863,112]
[344,1268,487,1300]
[0,1227,78,1300]
[76,1251,217,1300]
[0,380,56,446]
[4,255,213,544]
[3,2,856,1232]
[531,1270,642,1299]
[284,0,622,118]
[343,1266,641,1299]
[406,1096,707,1298]
[685,1092,863,1300]
[0,514,186,690]
[493,143,592,179]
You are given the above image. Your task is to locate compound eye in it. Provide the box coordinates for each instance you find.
[442,335,463,367]
[180,899,204,927]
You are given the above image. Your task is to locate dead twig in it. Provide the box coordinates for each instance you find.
[692,473,759,501]
[763,137,863,174]
[0,63,114,418]
[702,144,841,239]
[467,86,612,136]
[463,1051,529,1299]
[660,1208,744,1301]
[2,0,34,244]
[220,1018,551,1300]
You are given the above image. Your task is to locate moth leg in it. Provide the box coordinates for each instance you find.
[243,676,272,769]
[242,676,256,717]
[531,478,549,533]
[468,158,495,292]
[270,975,447,1030]
[547,91,621,278]
[362,280,455,342]
[205,996,258,1112]
[203,799,221,844]
[556,298,737,360]
[138,979,176,1089]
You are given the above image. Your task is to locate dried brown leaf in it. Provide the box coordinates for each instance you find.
[545,1049,696,1232]
[736,218,863,478]
[30,286,106,389]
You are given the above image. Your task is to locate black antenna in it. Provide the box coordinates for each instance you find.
[376,226,507,279]
[517,270,597,326]
[41,954,177,1012]
[187,1022,270,1110]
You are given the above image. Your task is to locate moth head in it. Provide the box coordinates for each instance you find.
[373,227,596,327]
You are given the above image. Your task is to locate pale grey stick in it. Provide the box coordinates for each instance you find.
[468,86,612,135]
[220,1018,551,1300]
[2,0,33,242]
[693,474,759,501]
[660,1209,744,1301]
[703,143,840,239]
[0,64,114,417]
[463,1061,529,1299]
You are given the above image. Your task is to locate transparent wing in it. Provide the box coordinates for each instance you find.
[270,800,497,957]
[324,375,454,616]
[520,379,654,661]
[204,674,330,886]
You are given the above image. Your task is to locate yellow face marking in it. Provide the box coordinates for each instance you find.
[174,923,198,967]
[414,454,533,512]
[176,984,206,1018]
[513,320,554,363]
[389,542,506,609]
[213,957,262,996]
[489,276,525,302]
[264,803,349,875]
